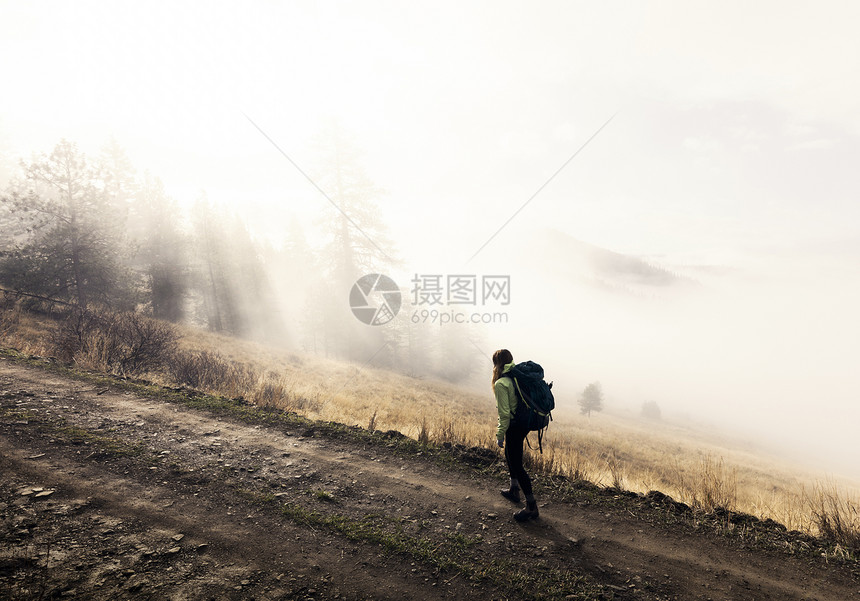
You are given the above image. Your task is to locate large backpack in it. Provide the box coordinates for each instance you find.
[505,361,555,453]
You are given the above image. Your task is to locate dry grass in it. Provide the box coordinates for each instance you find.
[675,456,738,513]
[0,301,20,338]
[2,306,859,550]
[1,310,59,357]
[808,481,860,554]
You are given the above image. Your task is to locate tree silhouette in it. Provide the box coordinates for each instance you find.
[130,174,189,321]
[311,123,399,362]
[641,400,662,420]
[189,196,282,339]
[579,381,604,417]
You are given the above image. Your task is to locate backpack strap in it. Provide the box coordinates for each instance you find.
[525,430,545,454]
[511,377,533,410]
[538,412,552,454]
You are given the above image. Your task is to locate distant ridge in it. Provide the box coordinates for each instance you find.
[524,229,699,295]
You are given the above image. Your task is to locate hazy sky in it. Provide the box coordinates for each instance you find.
[2,1,859,474]
[3,1,858,261]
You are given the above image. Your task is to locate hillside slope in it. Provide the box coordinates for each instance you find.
[1,355,858,600]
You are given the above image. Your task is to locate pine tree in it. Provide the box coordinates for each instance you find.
[0,140,129,308]
[311,123,398,362]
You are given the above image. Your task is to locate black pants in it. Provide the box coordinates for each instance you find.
[504,424,533,497]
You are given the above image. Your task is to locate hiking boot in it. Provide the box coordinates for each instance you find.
[514,501,539,522]
[500,488,521,503]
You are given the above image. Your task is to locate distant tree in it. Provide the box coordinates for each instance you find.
[0,140,130,309]
[0,119,17,188]
[311,123,399,362]
[191,196,238,333]
[99,137,137,211]
[0,189,19,253]
[398,308,437,377]
[190,195,226,331]
[641,400,662,420]
[272,215,318,348]
[426,324,485,384]
[313,124,395,280]
[224,216,285,340]
[189,196,284,339]
[579,382,604,417]
[130,174,189,321]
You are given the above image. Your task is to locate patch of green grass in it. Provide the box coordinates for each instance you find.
[479,556,598,601]
[228,482,600,599]
[0,403,146,459]
[273,498,598,599]
[312,489,337,503]
[56,424,147,459]
[279,502,467,573]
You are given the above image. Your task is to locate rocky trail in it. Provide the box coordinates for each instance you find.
[1,355,859,600]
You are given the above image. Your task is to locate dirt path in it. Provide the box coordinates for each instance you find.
[1,356,858,600]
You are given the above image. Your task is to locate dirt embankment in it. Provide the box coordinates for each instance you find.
[1,356,858,600]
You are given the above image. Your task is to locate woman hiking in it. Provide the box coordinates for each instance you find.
[492,349,539,521]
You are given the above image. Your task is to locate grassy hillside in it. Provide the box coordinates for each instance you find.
[1,303,858,553]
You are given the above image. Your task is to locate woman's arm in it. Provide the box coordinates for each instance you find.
[494,378,515,442]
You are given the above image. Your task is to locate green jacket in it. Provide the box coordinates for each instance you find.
[494,361,518,441]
